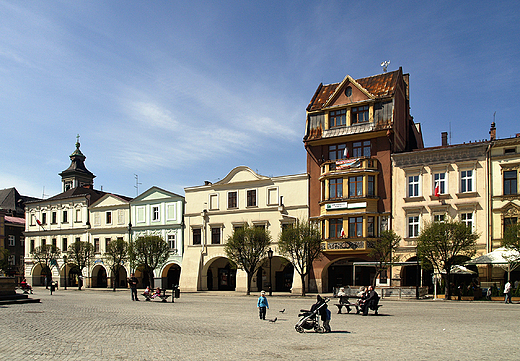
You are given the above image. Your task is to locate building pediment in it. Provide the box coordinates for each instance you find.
[323,75,375,109]
[132,186,183,203]
[214,166,270,186]
[500,201,520,216]
[89,194,130,209]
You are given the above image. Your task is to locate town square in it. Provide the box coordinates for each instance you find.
[1,288,519,360]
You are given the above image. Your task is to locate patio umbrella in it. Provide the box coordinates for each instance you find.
[466,247,520,281]
[440,265,477,275]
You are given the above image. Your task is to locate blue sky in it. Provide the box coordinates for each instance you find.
[1,1,519,199]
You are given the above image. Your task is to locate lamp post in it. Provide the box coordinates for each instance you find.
[63,255,67,290]
[267,248,273,296]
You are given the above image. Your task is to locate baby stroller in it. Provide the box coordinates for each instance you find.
[295,297,330,333]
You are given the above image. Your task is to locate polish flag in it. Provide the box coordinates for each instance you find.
[434,183,440,197]
[343,147,349,159]
[36,219,42,226]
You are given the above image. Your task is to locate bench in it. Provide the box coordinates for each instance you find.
[334,296,360,314]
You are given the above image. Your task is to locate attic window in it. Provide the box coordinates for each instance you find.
[345,86,352,97]
[504,148,516,155]
[330,109,346,128]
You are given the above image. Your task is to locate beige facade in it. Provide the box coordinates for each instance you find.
[489,136,520,282]
[391,142,489,287]
[179,166,309,293]
[89,194,132,288]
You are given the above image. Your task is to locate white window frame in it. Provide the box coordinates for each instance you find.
[8,235,15,246]
[75,208,82,222]
[433,172,447,195]
[117,209,125,225]
[408,215,420,238]
[460,212,474,231]
[152,206,160,222]
[106,211,112,225]
[460,169,474,193]
[209,193,219,211]
[136,206,146,224]
[168,234,176,250]
[246,188,258,207]
[267,187,279,206]
[407,174,420,197]
[93,212,100,226]
[166,203,177,221]
[227,191,238,209]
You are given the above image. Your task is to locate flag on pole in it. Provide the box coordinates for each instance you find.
[434,182,440,197]
[343,147,349,159]
[340,228,345,238]
[36,219,42,226]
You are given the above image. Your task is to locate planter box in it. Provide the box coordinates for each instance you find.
[512,297,520,302]
[461,296,474,301]
[491,296,504,301]
[435,294,445,299]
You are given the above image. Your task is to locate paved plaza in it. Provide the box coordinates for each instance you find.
[1,288,518,360]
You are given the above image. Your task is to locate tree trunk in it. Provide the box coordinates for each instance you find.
[445,273,451,299]
[300,273,306,296]
[246,273,252,295]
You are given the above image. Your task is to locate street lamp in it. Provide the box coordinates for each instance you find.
[267,248,273,296]
[63,255,67,290]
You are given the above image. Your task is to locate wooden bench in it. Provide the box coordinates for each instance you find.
[334,296,360,314]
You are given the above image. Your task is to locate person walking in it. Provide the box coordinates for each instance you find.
[311,295,331,332]
[129,273,139,301]
[504,281,512,304]
[257,290,269,320]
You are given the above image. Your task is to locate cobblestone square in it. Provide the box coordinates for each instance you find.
[1,288,518,360]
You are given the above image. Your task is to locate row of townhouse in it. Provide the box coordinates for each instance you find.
[23,140,184,289]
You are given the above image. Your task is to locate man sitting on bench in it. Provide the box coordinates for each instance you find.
[360,285,379,316]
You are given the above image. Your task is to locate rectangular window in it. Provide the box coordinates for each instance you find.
[211,227,221,245]
[52,238,57,248]
[330,109,346,128]
[62,238,67,252]
[329,218,343,239]
[329,178,343,199]
[460,170,473,193]
[329,144,346,161]
[367,216,375,237]
[349,217,363,238]
[168,235,176,250]
[8,255,15,266]
[105,238,111,251]
[137,206,145,223]
[461,213,473,230]
[193,228,201,245]
[8,235,15,247]
[75,237,80,243]
[41,239,46,247]
[367,176,375,196]
[167,204,176,221]
[434,173,446,195]
[75,209,81,222]
[117,209,125,224]
[51,212,57,224]
[408,175,420,197]
[30,240,35,252]
[408,216,420,238]
[41,213,47,224]
[504,217,517,236]
[106,211,112,225]
[504,170,518,195]
[247,189,257,207]
[30,214,35,226]
[434,214,445,222]
[267,188,278,205]
[152,206,160,221]
[349,176,363,197]
[94,238,100,253]
[352,105,369,124]
[228,191,238,208]
[62,210,68,223]
[353,140,371,158]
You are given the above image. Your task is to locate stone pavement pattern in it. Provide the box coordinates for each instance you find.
[1,288,518,360]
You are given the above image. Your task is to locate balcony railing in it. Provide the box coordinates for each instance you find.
[321,158,377,176]
[321,238,378,251]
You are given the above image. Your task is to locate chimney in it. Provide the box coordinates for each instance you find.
[489,122,496,140]
[204,181,212,186]
[441,132,448,146]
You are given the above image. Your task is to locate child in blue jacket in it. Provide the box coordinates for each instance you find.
[257,290,269,320]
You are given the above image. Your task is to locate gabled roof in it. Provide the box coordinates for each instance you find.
[307,69,400,112]
[131,186,184,203]
[36,186,108,205]
[89,193,132,208]
[0,187,39,215]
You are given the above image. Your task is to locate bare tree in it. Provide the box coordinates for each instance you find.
[278,218,322,296]
[224,224,272,295]
[367,229,401,287]
[31,244,61,287]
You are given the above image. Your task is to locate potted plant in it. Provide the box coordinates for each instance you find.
[512,284,520,302]
[461,284,475,301]
[490,283,503,301]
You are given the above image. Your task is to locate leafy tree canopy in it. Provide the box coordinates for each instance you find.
[130,235,170,287]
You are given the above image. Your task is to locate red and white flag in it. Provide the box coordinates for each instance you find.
[434,182,440,197]
[36,219,42,226]
[340,228,345,238]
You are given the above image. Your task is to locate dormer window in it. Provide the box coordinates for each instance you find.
[330,109,346,128]
[352,105,369,124]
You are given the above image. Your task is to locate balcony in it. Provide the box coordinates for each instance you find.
[320,158,378,178]
[321,238,378,252]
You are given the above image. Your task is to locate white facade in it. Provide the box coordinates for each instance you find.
[180,166,309,293]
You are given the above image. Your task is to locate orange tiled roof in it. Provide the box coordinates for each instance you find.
[307,70,399,112]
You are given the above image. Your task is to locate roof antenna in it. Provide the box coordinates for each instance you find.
[134,174,142,196]
[381,61,390,73]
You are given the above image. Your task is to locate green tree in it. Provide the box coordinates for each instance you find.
[0,247,10,274]
[31,244,61,286]
[368,229,401,287]
[67,240,94,290]
[417,219,478,299]
[104,238,129,291]
[129,235,170,288]
[502,223,520,253]
[278,218,322,296]
[224,224,272,295]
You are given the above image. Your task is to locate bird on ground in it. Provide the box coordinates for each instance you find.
[279,309,285,313]
[268,317,277,323]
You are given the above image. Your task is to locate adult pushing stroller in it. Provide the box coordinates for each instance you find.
[295,297,330,333]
